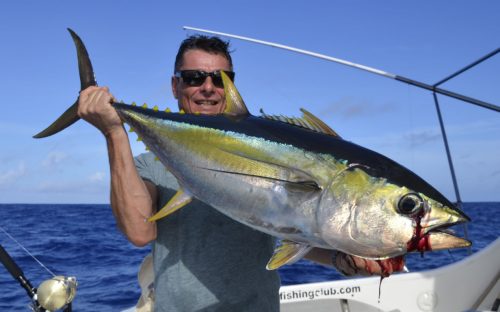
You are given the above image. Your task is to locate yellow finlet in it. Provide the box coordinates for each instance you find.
[145,146,150,151]
[164,107,171,113]
[128,127,135,133]
[132,102,137,106]
[137,137,142,142]
[148,188,193,222]
[142,103,148,109]
[179,109,185,114]
[153,105,159,112]
[194,111,200,115]
[266,241,312,270]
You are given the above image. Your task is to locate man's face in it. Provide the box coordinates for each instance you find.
[172,49,231,115]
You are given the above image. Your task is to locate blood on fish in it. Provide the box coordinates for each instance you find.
[378,276,385,302]
[406,211,432,254]
[375,255,405,300]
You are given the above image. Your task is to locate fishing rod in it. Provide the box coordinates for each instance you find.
[183,26,500,113]
[0,244,39,308]
[0,227,76,311]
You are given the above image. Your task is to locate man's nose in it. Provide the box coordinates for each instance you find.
[200,77,215,93]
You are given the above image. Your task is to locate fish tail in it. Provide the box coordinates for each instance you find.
[33,28,97,138]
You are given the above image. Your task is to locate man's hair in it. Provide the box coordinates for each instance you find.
[174,35,233,72]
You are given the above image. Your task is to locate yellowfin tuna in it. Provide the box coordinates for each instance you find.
[35,29,471,270]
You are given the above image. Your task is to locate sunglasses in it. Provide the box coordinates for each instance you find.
[174,70,235,88]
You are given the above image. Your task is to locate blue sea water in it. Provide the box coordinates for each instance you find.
[0,202,498,311]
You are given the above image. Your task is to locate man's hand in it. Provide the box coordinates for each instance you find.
[78,86,123,137]
[333,251,405,277]
[306,248,405,277]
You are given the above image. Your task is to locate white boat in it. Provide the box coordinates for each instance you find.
[279,238,499,312]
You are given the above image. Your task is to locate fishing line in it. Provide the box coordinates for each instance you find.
[406,83,416,168]
[0,226,56,277]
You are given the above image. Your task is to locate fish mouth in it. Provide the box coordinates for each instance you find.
[408,227,471,253]
[425,229,471,251]
[408,205,471,252]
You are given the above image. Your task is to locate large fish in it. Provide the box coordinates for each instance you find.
[35,29,470,270]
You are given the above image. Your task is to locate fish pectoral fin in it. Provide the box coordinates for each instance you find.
[266,241,312,270]
[200,147,321,192]
[199,166,321,192]
[148,188,192,222]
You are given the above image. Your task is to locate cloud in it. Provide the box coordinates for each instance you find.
[35,171,108,195]
[402,130,441,147]
[319,97,396,119]
[36,178,107,194]
[0,162,27,187]
[88,171,106,182]
[42,151,69,170]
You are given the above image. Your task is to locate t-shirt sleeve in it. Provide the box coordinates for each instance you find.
[134,152,158,185]
[134,152,179,192]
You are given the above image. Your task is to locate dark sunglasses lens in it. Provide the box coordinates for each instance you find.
[181,71,204,86]
[179,70,234,87]
[212,74,224,88]
[224,71,235,81]
[185,76,205,86]
[211,71,234,87]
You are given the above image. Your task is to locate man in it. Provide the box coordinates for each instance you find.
[78,35,403,311]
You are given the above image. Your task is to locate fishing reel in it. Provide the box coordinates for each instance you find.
[0,243,77,312]
[33,276,77,312]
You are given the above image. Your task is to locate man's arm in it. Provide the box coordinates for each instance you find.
[305,248,405,277]
[78,86,157,246]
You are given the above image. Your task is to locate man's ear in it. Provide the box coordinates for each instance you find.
[171,76,178,99]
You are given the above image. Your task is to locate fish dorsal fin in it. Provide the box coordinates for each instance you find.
[260,108,341,138]
[300,108,341,137]
[266,241,312,270]
[221,71,250,118]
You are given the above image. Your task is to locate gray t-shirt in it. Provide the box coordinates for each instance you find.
[135,152,280,312]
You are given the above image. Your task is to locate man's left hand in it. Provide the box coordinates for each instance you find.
[333,251,405,277]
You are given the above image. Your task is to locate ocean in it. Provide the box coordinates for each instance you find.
[0,202,498,311]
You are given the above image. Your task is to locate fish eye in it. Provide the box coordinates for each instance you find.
[398,193,424,215]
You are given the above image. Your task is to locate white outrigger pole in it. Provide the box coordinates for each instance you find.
[184,26,500,253]
[183,26,500,113]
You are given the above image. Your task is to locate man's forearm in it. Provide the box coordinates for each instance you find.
[106,127,156,246]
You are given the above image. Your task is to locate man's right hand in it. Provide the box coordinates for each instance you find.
[78,86,123,137]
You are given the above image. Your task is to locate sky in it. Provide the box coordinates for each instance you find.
[0,1,499,203]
